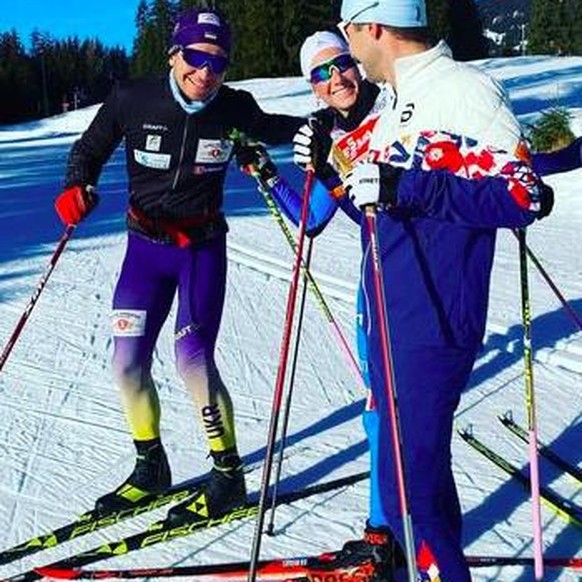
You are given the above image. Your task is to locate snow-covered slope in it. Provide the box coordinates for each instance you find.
[0,56,581,581]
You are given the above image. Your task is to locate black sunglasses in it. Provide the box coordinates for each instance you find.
[180,47,229,75]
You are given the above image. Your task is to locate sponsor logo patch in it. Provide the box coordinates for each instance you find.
[112,310,147,337]
[145,134,162,152]
[195,139,232,164]
[134,149,171,170]
[143,123,168,132]
[400,102,416,124]
[192,164,225,175]
[198,13,221,26]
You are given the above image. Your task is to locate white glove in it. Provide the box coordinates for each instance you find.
[345,163,381,208]
[293,120,333,174]
[293,123,314,168]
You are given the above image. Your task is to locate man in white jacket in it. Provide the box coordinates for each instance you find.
[329,0,547,580]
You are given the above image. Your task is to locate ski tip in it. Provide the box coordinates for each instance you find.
[35,567,79,580]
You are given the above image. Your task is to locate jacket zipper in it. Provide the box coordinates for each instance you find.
[171,112,190,192]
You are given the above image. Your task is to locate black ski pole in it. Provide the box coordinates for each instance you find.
[266,237,314,536]
[1,225,75,373]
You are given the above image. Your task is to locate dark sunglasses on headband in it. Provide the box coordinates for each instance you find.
[310,53,356,84]
[180,47,229,74]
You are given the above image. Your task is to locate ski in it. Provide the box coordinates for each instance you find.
[467,555,582,569]
[499,411,582,485]
[5,471,369,582]
[36,552,582,579]
[458,426,582,529]
[37,550,375,581]
[0,477,208,567]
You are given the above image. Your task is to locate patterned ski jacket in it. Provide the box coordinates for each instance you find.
[363,41,542,349]
[65,75,303,243]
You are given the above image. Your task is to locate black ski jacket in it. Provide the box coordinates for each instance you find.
[65,75,303,241]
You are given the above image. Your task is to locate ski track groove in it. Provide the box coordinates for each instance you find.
[1,85,581,580]
[227,240,582,376]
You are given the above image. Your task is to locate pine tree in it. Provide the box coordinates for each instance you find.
[0,31,36,122]
[528,107,575,152]
[448,0,488,61]
[529,0,575,55]
[427,0,450,41]
[132,0,177,76]
[563,0,582,54]
[427,0,488,60]
[131,0,152,76]
[30,31,54,117]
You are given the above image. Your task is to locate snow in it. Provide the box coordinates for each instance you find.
[0,56,581,582]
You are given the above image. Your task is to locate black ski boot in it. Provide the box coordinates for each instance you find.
[334,522,400,582]
[94,438,171,515]
[165,449,246,527]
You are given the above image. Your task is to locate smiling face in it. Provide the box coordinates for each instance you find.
[169,42,227,101]
[343,23,389,85]
[309,46,361,115]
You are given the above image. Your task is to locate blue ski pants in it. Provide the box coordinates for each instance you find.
[357,286,476,580]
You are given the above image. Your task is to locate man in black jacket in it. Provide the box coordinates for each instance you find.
[54,7,303,526]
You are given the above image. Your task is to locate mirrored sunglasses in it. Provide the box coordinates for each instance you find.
[180,47,229,75]
[310,53,356,84]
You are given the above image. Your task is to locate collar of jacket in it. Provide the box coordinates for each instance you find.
[393,40,452,88]
[168,71,218,114]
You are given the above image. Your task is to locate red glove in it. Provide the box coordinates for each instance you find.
[55,185,98,226]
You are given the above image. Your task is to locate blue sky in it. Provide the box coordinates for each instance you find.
[0,0,142,51]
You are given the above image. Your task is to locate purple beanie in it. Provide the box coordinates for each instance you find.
[171,8,232,55]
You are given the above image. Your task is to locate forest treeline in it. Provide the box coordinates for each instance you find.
[1,0,579,124]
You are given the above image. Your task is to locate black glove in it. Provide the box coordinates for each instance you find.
[235,142,278,186]
[537,179,554,220]
[292,118,340,186]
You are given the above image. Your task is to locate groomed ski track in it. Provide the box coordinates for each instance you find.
[0,57,581,581]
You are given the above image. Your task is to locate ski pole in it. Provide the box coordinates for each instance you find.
[517,228,545,581]
[266,238,314,536]
[254,172,364,389]
[247,170,315,582]
[364,206,418,582]
[511,230,582,332]
[0,225,75,373]
[231,129,363,387]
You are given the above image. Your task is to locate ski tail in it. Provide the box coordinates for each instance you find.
[458,426,582,529]
[467,555,582,569]
[499,411,582,484]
